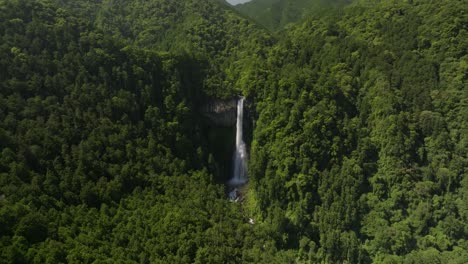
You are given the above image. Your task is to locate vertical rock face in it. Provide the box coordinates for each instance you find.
[202,98,238,126]
[201,96,254,183]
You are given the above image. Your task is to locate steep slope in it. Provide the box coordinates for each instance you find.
[0,0,286,263]
[0,0,466,263]
[235,0,350,31]
[54,0,274,97]
[247,0,467,262]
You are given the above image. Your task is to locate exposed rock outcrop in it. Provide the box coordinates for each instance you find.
[201,98,237,126]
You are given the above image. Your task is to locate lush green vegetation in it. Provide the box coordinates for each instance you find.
[0,0,280,263]
[235,0,350,31]
[0,0,466,263]
[246,0,467,262]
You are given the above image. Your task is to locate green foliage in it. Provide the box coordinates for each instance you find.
[0,0,466,263]
[247,0,467,262]
[235,0,351,31]
[0,0,286,262]
[53,0,274,98]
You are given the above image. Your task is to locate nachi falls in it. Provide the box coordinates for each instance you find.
[229,97,248,186]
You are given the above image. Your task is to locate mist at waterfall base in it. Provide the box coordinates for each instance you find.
[228,98,248,186]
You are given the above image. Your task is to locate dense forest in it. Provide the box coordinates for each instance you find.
[0,0,466,263]
[235,0,350,31]
[243,0,467,263]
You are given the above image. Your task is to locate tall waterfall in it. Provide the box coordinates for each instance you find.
[229,97,248,185]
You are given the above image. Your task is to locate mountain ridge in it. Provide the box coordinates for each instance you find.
[235,0,352,31]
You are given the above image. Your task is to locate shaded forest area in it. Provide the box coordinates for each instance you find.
[235,0,350,31]
[0,0,467,263]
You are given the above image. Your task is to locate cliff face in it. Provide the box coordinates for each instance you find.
[202,98,238,126]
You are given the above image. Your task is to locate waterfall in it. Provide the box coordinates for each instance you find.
[229,97,248,185]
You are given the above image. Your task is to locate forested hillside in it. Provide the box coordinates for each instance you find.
[0,0,282,263]
[235,0,350,31]
[0,0,466,263]
[246,0,467,262]
[61,0,273,97]
[43,0,273,98]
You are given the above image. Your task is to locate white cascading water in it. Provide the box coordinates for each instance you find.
[229,97,248,186]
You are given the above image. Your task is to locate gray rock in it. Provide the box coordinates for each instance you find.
[202,98,237,126]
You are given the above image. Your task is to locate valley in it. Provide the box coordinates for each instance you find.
[0,0,466,263]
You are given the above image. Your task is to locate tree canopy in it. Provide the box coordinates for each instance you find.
[0,0,466,263]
